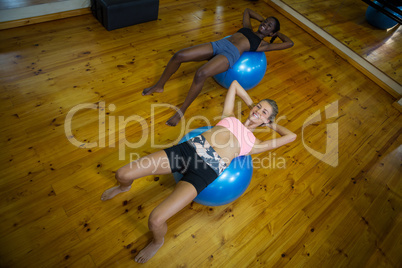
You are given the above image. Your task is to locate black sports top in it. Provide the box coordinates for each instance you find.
[237,27,262,51]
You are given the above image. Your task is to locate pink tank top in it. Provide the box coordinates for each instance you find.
[216,117,256,156]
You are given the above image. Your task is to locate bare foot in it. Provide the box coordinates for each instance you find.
[101,185,131,201]
[135,239,164,263]
[165,112,183,127]
[142,85,164,96]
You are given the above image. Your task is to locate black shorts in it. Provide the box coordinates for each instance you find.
[164,141,218,194]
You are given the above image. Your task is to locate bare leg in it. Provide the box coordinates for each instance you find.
[142,43,214,96]
[135,181,197,263]
[166,54,230,126]
[101,150,172,201]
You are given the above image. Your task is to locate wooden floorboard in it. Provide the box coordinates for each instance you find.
[0,0,401,267]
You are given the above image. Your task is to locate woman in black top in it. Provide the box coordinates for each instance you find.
[142,8,294,126]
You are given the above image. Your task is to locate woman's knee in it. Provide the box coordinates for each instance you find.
[148,210,165,230]
[193,67,210,84]
[171,50,188,63]
[115,167,133,184]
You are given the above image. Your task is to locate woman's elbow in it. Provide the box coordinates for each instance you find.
[232,80,239,86]
[288,133,297,143]
[286,41,294,49]
[286,133,297,143]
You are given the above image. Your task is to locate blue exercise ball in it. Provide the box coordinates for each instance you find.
[173,126,253,206]
[365,1,402,30]
[214,51,267,90]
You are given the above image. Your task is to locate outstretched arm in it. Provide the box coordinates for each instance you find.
[258,32,294,52]
[243,8,265,29]
[249,123,297,154]
[222,80,253,118]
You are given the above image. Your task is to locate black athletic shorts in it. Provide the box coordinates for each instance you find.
[164,141,218,194]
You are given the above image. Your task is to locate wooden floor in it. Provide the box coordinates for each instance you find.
[0,0,401,267]
[280,0,402,87]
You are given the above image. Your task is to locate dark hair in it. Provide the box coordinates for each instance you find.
[269,17,280,44]
[261,99,278,122]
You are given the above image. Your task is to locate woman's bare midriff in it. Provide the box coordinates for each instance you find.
[227,33,252,54]
[202,126,241,165]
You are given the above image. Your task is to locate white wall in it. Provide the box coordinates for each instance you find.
[0,0,90,22]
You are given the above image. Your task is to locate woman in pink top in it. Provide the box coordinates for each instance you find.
[101,80,296,263]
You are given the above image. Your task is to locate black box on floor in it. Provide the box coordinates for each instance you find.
[91,0,159,31]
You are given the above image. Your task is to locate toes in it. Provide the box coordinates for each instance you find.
[100,191,109,201]
[166,116,180,127]
[100,193,110,201]
[135,256,145,263]
[142,88,151,96]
